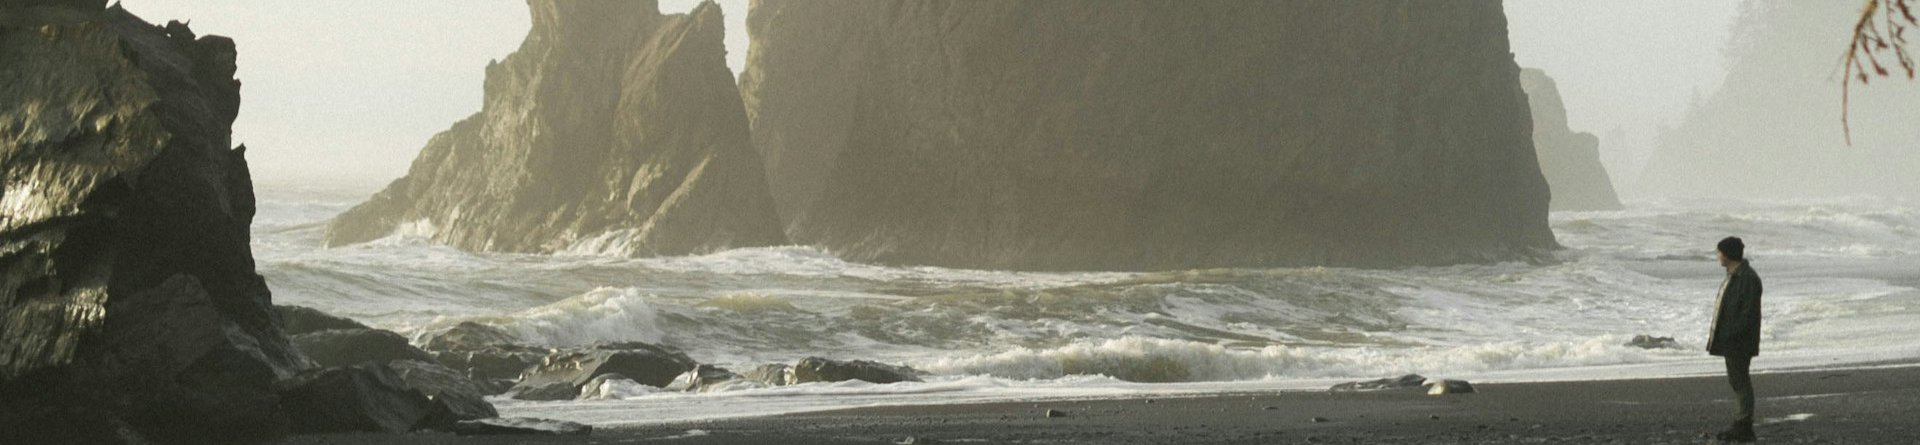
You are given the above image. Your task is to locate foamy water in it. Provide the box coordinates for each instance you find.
[253,188,1920,426]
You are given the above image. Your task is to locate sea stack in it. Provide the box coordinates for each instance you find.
[741,0,1557,271]
[325,0,787,256]
[1519,68,1623,211]
[0,1,307,442]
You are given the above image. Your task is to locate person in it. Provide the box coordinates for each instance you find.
[1708,236,1762,442]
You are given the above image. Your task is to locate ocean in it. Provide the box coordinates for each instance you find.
[252,184,1920,426]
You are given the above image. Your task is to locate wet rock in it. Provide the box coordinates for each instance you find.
[324,0,787,257]
[665,364,756,392]
[277,363,437,434]
[505,343,694,400]
[1626,335,1681,350]
[579,373,661,400]
[292,328,435,368]
[742,363,794,386]
[431,344,548,389]
[422,321,519,352]
[450,417,592,436]
[741,0,1555,271]
[791,357,922,385]
[385,360,498,428]
[274,305,372,335]
[1426,379,1476,395]
[1329,374,1427,392]
[502,381,581,402]
[1045,409,1067,418]
[0,4,304,443]
[1520,68,1623,211]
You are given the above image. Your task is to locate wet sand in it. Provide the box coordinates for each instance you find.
[283,363,1920,444]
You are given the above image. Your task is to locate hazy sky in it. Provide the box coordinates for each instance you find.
[119,0,1737,192]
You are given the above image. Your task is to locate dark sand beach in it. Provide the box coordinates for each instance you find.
[282,363,1920,444]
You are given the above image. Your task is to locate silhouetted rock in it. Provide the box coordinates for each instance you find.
[325,0,786,257]
[275,305,373,335]
[1330,374,1427,392]
[506,342,695,400]
[386,360,498,428]
[451,417,592,436]
[1626,335,1681,350]
[423,321,519,352]
[0,4,306,443]
[790,357,921,385]
[741,0,1556,271]
[277,363,436,434]
[293,328,435,368]
[1519,68,1623,211]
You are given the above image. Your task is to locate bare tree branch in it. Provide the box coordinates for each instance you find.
[1843,0,1917,144]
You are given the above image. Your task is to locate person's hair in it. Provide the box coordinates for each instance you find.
[1717,236,1745,262]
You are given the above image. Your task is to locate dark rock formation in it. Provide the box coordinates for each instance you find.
[423,321,519,351]
[274,305,372,335]
[0,3,307,443]
[386,359,499,427]
[451,418,593,436]
[1519,68,1622,211]
[1329,374,1427,392]
[1626,335,1680,350]
[432,345,546,392]
[741,0,1556,271]
[324,0,787,256]
[790,357,921,385]
[506,342,694,400]
[277,363,437,434]
[292,328,435,368]
[1425,379,1475,395]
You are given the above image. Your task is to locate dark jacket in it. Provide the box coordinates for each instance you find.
[1708,262,1763,357]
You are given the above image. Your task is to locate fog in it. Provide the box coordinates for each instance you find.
[119,0,1911,200]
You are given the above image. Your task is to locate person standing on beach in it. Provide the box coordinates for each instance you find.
[1708,236,1762,442]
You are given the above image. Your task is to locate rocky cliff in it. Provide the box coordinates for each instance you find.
[325,0,786,256]
[1519,68,1622,211]
[0,1,307,442]
[740,0,1557,271]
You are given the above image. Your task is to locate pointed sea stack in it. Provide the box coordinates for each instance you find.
[1,1,308,442]
[325,0,787,256]
[741,0,1557,271]
[1519,68,1623,211]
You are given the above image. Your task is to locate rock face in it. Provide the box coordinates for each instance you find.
[275,305,372,335]
[741,0,1556,271]
[1519,68,1623,211]
[324,0,786,256]
[293,328,436,368]
[0,3,307,443]
[278,363,438,434]
[789,357,920,385]
[505,342,695,400]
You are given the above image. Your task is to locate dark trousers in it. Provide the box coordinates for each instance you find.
[1724,355,1754,424]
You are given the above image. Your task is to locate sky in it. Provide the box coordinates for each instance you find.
[118,0,1739,193]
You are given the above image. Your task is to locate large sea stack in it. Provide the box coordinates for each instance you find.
[0,1,308,443]
[741,0,1557,271]
[325,0,786,256]
[1519,68,1622,211]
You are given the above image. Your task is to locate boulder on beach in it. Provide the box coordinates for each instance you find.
[1626,335,1680,350]
[1425,379,1476,395]
[741,0,1556,271]
[790,357,921,385]
[324,0,787,257]
[432,345,549,393]
[292,328,436,368]
[386,359,499,427]
[274,305,373,335]
[423,321,520,352]
[665,364,763,393]
[742,363,794,386]
[1329,374,1428,392]
[451,417,593,436]
[0,3,307,443]
[277,363,438,434]
[579,373,660,400]
[506,342,695,400]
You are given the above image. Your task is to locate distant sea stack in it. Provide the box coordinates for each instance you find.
[325,0,787,256]
[741,0,1557,271]
[1,1,307,443]
[1635,0,1920,200]
[1519,68,1623,211]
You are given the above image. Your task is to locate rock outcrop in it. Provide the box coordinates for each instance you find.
[1519,68,1623,211]
[505,342,695,400]
[0,2,307,443]
[740,0,1557,271]
[789,357,920,385]
[292,328,436,368]
[325,0,786,256]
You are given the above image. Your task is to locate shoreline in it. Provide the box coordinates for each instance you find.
[282,361,1920,444]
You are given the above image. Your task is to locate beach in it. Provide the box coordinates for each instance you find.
[283,362,1920,444]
